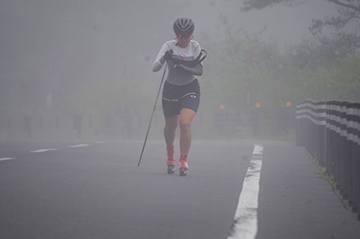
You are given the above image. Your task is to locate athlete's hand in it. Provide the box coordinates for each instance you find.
[163,50,173,61]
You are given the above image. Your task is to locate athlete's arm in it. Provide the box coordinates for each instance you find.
[152,43,171,72]
[175,63,203,76]
[172,47,203,76]
[152,55,166,72]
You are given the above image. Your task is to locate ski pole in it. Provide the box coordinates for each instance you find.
[138,63,167,167]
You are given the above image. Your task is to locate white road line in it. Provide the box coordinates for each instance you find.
[0,158,14,161]
[227,144,263,239]
[31,149,58,153]
[68,144,89,148]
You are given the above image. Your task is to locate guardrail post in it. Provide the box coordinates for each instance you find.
[296,99,360,219]
[349,102,360,215]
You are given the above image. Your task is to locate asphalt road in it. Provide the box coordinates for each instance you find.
[0,140,253,239]
[1,140,359,239]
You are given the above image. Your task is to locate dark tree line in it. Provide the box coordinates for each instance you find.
[242,0,360,60]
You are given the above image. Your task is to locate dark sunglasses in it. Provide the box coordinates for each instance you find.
[176,33,192,39]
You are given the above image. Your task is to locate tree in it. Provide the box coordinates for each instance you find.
[242,0,360,56]
[242,0,360,12]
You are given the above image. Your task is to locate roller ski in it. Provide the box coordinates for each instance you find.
[167,161,176,174]
[179,155,188,176]
[166,146,176,174]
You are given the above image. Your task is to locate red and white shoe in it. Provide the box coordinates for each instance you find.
[179,154,188,176]
[166,146,175,174]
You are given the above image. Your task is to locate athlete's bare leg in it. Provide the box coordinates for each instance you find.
[164,115,179,148]
[179,108,196,156]
[164,108,196,157]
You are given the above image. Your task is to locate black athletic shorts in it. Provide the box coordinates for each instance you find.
[162,79,200,118]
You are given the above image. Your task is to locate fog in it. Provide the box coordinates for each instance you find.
[0,0,338,141]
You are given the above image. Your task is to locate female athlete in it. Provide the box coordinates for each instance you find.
[152,18,205,176]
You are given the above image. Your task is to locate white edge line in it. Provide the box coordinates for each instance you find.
[68,144,90,148]
[31,149,58,153]
[0,157,14,161]
[227,144,263,239]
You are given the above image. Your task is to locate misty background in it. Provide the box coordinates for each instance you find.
[0,0,356,141]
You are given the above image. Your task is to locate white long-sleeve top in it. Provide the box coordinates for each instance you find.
[152,39,202,85]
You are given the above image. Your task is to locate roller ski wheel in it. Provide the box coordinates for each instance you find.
[179,167,188,176]
[167,165,175,174]
[166,159,176,175]
[166,146,175,174]
[179,155,188,176]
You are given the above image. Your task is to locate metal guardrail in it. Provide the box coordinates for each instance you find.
[296,100,360,218]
